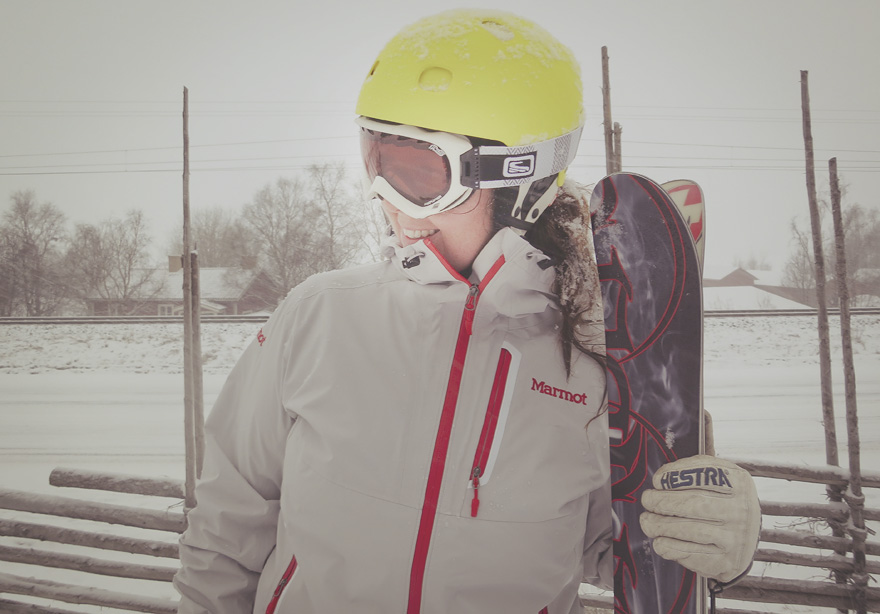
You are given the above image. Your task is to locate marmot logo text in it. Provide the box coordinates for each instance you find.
[531,379,589,405]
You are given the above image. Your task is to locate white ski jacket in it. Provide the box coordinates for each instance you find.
[174,228,612,614]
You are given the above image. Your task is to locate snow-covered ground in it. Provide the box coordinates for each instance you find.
[0,315,878,612]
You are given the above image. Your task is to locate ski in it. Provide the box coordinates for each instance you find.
[590,172,705,614]
[662,179,706,271]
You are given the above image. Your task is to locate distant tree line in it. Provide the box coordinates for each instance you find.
[3,162,877,316]
[783,193,880,307]
[0,162,386,316]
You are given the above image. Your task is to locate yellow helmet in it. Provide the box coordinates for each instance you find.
[356,9,584,148]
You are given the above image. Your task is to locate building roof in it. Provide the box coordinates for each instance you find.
[151,268,259,301]
[704,286,810,311]
[745,268,786,287]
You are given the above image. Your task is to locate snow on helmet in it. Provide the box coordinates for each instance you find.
[356,9,584,232]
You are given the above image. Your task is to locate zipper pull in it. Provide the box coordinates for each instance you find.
[273,577,288,597]
[464,284,479,336]
[471,466,481,517]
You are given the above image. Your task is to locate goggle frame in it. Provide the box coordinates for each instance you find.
[357,116,583,220]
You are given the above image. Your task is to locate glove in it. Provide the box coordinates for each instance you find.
[640,455,761,583]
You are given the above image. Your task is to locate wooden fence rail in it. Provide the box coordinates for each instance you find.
[0,488,186,533]
[716,457,880,613]
[0,462,878,613]
[761,527,880,557]
[0,572,177,614]
[0,518,178,558]
[0,473,183,613]
[49,468,184,499]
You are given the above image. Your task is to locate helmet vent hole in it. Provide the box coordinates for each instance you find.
[480,20,514,41]
[418,67,452,91]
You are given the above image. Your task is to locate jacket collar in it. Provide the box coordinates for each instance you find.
[383,228,559,318]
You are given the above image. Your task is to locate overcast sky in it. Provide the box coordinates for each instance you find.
[2,0,878,274]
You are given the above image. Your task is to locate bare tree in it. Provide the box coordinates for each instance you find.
[782,218,816,307]
[734,253,771,271]
[64,209,157,314]
[65,223,107,298]
[357,196,391,263]
[307,162,385,269]
[308,162,352,270]
[0,190,67,315]
[829,204,880,305]
[783,200,880,307]
[243,176,324,299]
[165,206,258,268]
[0,230,17,316]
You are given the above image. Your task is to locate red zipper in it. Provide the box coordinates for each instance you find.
[265,555,298,614]
[470,347,513,517]
[406,252,505,614]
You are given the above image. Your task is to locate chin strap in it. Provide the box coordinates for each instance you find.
[496,175,559,235]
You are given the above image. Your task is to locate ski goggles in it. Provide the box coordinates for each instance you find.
[357,116,582,219]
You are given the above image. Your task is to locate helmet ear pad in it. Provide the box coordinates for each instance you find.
[492,175,559,235]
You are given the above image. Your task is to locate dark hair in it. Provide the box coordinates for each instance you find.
[493,183,606,378]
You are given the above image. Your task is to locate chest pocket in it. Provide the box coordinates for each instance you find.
[460,342,606,522]
[466,343,517,518]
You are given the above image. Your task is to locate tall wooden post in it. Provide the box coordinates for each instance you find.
[613,122,622,172]
[190,250,205,477]
[801,72,846,607]
[601,47,616,175]
[829,158,867,614]
[182,87,196,510]
[800,71,838,468]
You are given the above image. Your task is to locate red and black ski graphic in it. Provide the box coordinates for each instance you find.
[591,173,704,614]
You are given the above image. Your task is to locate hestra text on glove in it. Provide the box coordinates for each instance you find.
[639,455,761,583]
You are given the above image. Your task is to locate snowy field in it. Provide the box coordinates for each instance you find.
[0,315,878,612]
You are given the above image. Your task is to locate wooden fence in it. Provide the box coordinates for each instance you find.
[0,468,184,613]
[0,461,878,613]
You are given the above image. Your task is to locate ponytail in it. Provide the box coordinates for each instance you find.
[494,182,606,378]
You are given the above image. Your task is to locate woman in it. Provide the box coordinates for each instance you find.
[176,9,610,614]
[175,9,758,614]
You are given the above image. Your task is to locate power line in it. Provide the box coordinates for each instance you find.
[3,161,878,177]
[622,139,880,155]
[0,152,358,172]
[2,99,877,113]
[3,136,879,164]
[5,147,880,174]
[0,135,357,159]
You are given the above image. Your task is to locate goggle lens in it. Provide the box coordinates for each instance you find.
[360,129,452,207]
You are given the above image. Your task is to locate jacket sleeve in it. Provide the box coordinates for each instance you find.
[174,300,297,613]
[582,477,614,591]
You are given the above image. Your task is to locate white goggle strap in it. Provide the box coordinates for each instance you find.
[504,178,560,236]
[461,126,583,189]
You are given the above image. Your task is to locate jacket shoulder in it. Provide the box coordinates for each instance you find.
[282,260,400,307]
[258,260,398,344]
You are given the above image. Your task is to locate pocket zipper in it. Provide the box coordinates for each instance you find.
[469,343,520,517]
[266,555,298,614]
